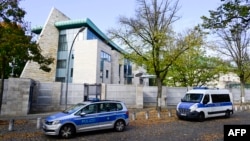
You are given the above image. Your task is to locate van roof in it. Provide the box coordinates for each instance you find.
[187,89,230,94]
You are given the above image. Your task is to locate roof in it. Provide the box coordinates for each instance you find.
[187,89,230,94]
[31,18,125,53]
[81,99,122,103]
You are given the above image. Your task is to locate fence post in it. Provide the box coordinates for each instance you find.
[168,109,172,117]
[8,119,14,131]
[132,112,136,120]
[157,110,161,118]
[145,111,149,119]
[37,117,41,129]
[234,105,238,112]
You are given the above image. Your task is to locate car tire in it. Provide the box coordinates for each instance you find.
[59,124,76,139]
[225,110,231,118]
[198,112,205,122]
[114,120,125,132]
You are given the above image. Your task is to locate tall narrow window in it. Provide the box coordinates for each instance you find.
[57,60,66,68]
[106,70,109,78]
[119,64,122,77]
[71,68,73,77]
[58,34,67,51]
[100,51,111,62]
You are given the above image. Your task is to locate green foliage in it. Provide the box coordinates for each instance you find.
[165,45,231,87]
[0,22,54,78]
[108,0,183,81]
[201,0,250,104]
[0,0,25,23]
[108,0,210,110]
[201,0,250,81]
[201,0,250,30]
[0,0,54,112]
[0,0,54,78]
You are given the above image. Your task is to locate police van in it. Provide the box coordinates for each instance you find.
[176,88,234,121]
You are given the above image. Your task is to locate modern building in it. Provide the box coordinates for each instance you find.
[20,7,133,84]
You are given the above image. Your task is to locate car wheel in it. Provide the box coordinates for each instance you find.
[114,120,125,132]
[198,112,205,122]
[225,110,231,118]
[59,124,75,139]
[177,115,183,120]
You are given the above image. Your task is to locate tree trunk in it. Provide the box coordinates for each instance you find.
[240,81,245,105]
[156,77,162,111]
[0,57,6,114]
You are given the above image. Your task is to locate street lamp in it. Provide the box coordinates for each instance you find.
[65,27,86,109]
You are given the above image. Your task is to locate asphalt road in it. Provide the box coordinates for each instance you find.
[0,109,250,141]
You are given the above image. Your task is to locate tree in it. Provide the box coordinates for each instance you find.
[201,0,250,104]
[165,32,231,87]
[108,0,203,110]
[0,0,54,113]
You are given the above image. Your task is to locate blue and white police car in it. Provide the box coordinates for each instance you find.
[42,100,129,138]
[176,88,233,121]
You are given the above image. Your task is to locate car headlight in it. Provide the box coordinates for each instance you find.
[52,120,61,125]
[190,104,198,112]
[176,103,180,111]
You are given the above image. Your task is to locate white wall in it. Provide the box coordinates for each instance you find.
[73,40,98,84]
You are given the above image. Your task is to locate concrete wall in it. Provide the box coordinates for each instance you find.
[111,50,124,84]
[103,84,143,108]
[1,78,250,116]
[1,78,34,115]
[74,40,98,84]
[73,40,122,84]
[31,82,85,113]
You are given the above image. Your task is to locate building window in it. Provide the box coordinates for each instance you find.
[106,70,109,78]
[58,34,68,51]
[56,77,65,82]
[57,60,66,68]
[101,51,111,62]
[119,64,122,77]
[124,59,132,84]
[87,29,99,40]
[71,68,73,77]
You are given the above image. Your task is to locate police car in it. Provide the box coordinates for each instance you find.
[176,88,234,121]
[42,100,129,138]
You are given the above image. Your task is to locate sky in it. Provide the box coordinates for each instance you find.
[19,0,223,34]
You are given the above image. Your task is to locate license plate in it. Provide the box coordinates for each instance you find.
[181,113,186,116]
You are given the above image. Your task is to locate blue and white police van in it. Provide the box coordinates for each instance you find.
[42,100,129,139]
[176,88,234,121]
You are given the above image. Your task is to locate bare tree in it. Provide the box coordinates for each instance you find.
[108,0,203,110]
[201,0,250,104]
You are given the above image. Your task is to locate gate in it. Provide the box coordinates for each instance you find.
[28,80,36,114]
[84,83,101,101]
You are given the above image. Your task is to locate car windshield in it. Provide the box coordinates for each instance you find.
[182,93,203,103]
[62,103,86,114]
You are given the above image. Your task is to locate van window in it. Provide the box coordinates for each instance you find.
[211,94,230,103]
[182,93,203,103]
[203,94,210,104]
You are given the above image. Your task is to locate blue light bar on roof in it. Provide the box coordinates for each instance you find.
[193,87,208,89]
[88,98,100,102]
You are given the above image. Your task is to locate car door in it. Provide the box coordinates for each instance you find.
[97,103,117,129]
[202,94,212,118]
[72,104,99,132]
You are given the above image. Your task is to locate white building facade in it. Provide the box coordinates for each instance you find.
[21,8,133,84]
